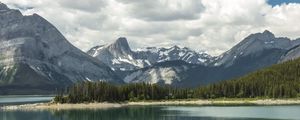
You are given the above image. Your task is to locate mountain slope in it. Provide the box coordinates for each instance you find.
[87,37,212,71]
[279,38,300,62]
[198,56,300,98]
[213,30,300,67]
[123,61,197,85]
[0,3,121,94]
[181,48,286,87]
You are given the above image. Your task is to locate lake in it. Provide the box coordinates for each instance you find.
[1,96,300,120]
[0,95,53,105]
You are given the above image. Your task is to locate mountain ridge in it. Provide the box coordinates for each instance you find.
[87,37,212,71]
[213,30,300,67]
[108,30,300,87]
[0,3,122,94]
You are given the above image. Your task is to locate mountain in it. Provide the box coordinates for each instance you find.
[123,61,197,85]
[0,3,121,94]
[87,37,143,71]
[198,56,300,98]
[87,37,212,71]
[135,45,212,64]
[122,30,300,87]
[196,30,300,84]
[213,30,300,67]
[279,38,300,62]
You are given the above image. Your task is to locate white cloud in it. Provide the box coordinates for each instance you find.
[265,3,300,38]
[1,0,300,56]
[57,0,107,12]
[116,0,204,21]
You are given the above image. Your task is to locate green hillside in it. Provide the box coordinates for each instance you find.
[196,58,300,98]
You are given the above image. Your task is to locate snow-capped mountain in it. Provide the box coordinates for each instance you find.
[0,3,121,94]
[87,37,147,71]
[135,45,212,64]
[87,37,212,71]
[213,30,300,67]
[121,30,300,87]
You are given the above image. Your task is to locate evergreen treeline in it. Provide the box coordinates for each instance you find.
[55,58,300,103]
[197,58,300,98]
[54,82,195,103]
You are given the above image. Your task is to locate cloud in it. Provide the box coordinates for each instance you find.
[265,3,300,38]
[57,0,107,12]
[116,0,204,21]
[1,0,300,56]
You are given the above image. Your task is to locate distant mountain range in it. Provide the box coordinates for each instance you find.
[1,2,300,94]
[88,30,300,87]
[87,37,212,71]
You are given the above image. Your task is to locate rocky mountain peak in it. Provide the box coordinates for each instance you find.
[262,30,275,38]
[244,30,275,41]
[0,4,24,26]
[116,36,127,42]
[114,37,130,48]
[109,37,132,55]
[213,30,297,67]
[0,2,9,11]
[172,45,180,49]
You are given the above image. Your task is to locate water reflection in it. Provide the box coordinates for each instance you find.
[1,105,291,120]
[0,95,53,106]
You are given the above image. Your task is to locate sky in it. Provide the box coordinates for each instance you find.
[268,0,300,6]
[2,0,300,56]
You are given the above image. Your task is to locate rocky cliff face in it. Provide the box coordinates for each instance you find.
[0,3,121,94]
[279,38,300,62]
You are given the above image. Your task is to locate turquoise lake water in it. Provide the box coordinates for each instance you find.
[1,96,300,120]
[0,95,53,105]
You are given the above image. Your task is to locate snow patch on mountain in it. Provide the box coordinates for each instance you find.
[125,67,181,84]
[123,61,195,85]
[87,38,212,71]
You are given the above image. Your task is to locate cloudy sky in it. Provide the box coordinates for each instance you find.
[2,0,300,56]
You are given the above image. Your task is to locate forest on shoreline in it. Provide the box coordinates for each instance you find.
[55,58,300,103]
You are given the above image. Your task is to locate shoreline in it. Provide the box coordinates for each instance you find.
[2,99,300,110]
